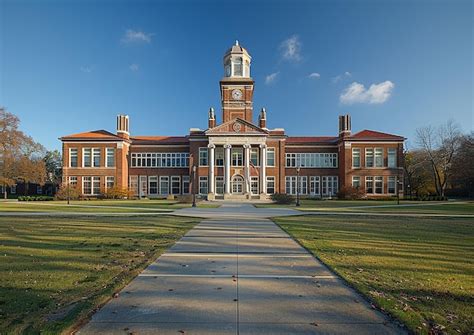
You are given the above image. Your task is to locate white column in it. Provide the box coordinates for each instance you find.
[243,144,251,194]
[208,144,215,195]
[224,144,232,194]
[260,144,267,194]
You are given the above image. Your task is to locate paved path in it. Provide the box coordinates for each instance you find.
[79,204,405,334]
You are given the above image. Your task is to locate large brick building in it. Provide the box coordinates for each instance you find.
[60,42,405,200]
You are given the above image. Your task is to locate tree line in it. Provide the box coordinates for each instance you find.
[0,108,61,199]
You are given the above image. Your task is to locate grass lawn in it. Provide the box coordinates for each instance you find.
[0,215,199,334]
[257,199,474,215]
[275,215,474,335]
[0,199,219,213]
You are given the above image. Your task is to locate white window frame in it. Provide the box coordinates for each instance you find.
[69,148,78,168]
[250,148,259,166]
[375,148,384,168]
[231,148,243,166]
[250,176,259,195]
[215,147,224,167]
[352,148,360,168]
[129,175,138,196]
[365,176,374,194]
[68,176,78,186]
[106,176,115,190]
[83,148,92,168]
[388,148,397,168]
[375,176,383,194]
[148,176,158,195]
[215,176,224,195]
[199,176,208,195]
[285,153,338,168]
[365,148,374,168]
[159,176,169,195]
[352,176,361,189]
[92,148,101,167]
[388,176,396,194]
[266,176,275,194]
[171,176,181,195]
[266,148,275,167]
[182,176,190,195]
[199,148,208,166]
[83,177,92,195]
[322,176,338,196]
[106,148,115,167]
[310,176,320,195]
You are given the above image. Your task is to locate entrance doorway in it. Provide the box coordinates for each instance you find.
[231,175,244,194]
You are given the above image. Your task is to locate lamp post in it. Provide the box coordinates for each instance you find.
[192,165,197,207]
[67,183,70,205]
[296,166,301,207]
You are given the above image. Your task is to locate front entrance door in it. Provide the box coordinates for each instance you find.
[231,175,244,194]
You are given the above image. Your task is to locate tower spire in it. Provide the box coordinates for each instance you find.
[235,40,239,46]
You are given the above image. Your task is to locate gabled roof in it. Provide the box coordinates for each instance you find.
[60,130,123,141]
[349,130,405,141]
[131,136,189,145]
[286,136,338,145]
[205,118,268,135]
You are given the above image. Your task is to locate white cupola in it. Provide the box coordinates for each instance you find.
[223,40,251,78]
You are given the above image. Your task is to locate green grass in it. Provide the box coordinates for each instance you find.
[0,215,199,334]
[256,199,474,215]
[275,215,474,334]
[0,199,219,213]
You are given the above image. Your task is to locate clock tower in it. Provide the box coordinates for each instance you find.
[220,41,254,124]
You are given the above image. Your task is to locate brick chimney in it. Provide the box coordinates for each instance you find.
[117,115,130,140]
[258,108,267,128]
[208,107,216,128]
[338,114,351,137]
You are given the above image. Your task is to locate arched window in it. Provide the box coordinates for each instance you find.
[233,57,243,76]
[224,59,231,77]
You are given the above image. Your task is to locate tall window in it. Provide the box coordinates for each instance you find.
[266,176,275,194]
[250,176,259,194]
[322,176,338,196]
[352,148,360,168]
[106,148,115,167]
[83,148,92,167]
[310,176,320,195]
[199,148,208,166]
[375,148,383,167]
[182,176,190,194]
[352,176,361,189]
[365,176,374,194]
[160,176,169,195]
[215,176,224,195]
[375,176,383,194]
[250,148,259,166]
[149,176,158,195]
[199,176,208,195]
[267,148,275,167]
[232,148,243,166]
[388,176,396,194]
[171,176,181,195]
[106,176,115,190]
[69,148,78,167]
[215,148,224,166]
[129,176,138,195]
[83,176,92,195]
[286,176,296,195]
[365,149,374,168]
[388,148,397,168]
[285,176,307,195]
[92,148,101,167]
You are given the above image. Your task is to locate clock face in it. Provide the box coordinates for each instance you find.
[232,89,243,100]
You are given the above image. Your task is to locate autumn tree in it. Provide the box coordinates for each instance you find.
[416,120,461,197]
[403,149,434,196]
[0,108,46,198]
[450,133,474,197]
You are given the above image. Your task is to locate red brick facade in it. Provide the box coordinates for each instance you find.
[60,42,405,200]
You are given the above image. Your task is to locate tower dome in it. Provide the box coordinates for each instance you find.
[223,40,251,78]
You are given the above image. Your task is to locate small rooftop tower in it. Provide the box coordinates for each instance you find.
[338,114,351,137]
[117,115,130,139]
[223,40,252,78]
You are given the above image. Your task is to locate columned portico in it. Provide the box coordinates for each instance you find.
[243,144,251,197]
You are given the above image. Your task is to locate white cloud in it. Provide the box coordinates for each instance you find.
[80,66,92,73]
[265,72,279,85]
[121,29,154,44]
[308,72,320,79]
[279,35,302,62]
[129,63,139,71]
[340,81,394,105]
[332,71,351,83]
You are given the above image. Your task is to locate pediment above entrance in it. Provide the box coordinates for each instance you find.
[205,118,268,136]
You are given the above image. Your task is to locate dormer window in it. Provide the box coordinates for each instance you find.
[233,57,243,76]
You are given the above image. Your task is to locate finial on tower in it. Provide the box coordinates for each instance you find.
[235,40,239,46]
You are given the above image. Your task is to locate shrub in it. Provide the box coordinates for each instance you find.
[54,185,81,201]
[105,186,132,199]
[271,193,294,205]
[18,195,54,201]
[337,186,365,200]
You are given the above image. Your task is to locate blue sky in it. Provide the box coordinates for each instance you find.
[1,0,472,151]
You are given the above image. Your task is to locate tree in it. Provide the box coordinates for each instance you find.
[0,108,46,198]
[450,132,474,197]
[416,120,461,197]
[403,149,434,196]
[44,150,62,184]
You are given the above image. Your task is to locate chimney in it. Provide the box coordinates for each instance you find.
[258,108,267,128]
[338,114,351,137]
[117,115,130,140]
[208,107,216,128]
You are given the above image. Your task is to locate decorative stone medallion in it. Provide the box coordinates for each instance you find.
[232,122,242,133]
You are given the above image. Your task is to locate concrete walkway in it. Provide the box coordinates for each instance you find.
[79,204,405,334]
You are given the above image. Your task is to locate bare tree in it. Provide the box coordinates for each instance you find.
[416,120,461,197]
